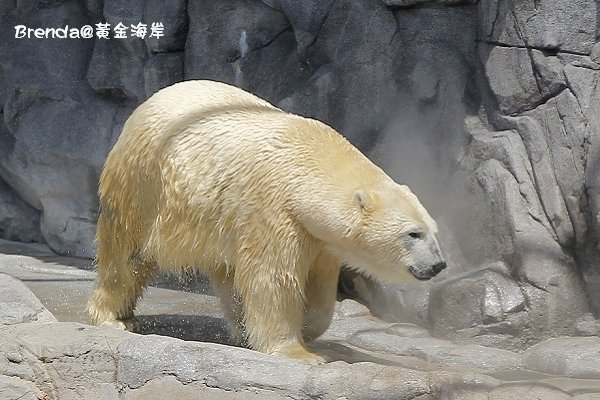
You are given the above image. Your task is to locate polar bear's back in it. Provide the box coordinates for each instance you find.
[114,80,369,190]
[145,80,279,123]
[117,80,333,163]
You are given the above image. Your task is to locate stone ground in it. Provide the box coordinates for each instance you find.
[1,239,599,400]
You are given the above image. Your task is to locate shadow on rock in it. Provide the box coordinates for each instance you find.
[134,314,235,346]
[134,316,411,366]
[310,340,416,367]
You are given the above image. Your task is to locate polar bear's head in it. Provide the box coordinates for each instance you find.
[329,183,446,283]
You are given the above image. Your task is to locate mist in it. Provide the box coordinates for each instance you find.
[366,99,492,276]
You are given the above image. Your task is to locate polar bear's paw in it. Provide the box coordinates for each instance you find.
[271,343,328,364]
[98,318,137,331]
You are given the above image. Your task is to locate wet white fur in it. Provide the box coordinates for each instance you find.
[87,80,441,363]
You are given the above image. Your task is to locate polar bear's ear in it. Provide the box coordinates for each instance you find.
[354,189,377,212]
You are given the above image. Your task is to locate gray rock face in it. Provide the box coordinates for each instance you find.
[0,273,56,325]
[0,375,44,400]
[428,264,530,349]
[0,0,599,350]
[117,334,441,400]
[0,179,41,243]
[349,330,524,372]
[481,45,566,115]
[478,0,597,54]
[0,321,501,400]
[524,337,600,379]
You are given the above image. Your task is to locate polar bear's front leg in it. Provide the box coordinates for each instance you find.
[88,255,157,330]
[302,250,341,342]
[234,258,325,364]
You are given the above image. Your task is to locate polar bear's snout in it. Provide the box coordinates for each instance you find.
[407,233,447,280]
[407,231,447,281]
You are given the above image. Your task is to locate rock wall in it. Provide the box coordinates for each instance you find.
[0,0,599,345]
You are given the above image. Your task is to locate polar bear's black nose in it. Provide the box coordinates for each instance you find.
[432,262,447,275]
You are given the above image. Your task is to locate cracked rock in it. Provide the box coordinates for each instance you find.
[480,44,565,115]
[478,0,596,54]
[0,273,56,325]
[0,375,43,400]
[428,264,531,349]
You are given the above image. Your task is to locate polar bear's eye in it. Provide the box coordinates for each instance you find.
[408,231,423,239]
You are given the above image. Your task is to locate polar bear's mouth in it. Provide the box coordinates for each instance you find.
[411,273,433,281]
[409,262,446,280]
[409,269,434,281]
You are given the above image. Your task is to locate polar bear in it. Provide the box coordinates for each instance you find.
[87,80,446,363]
